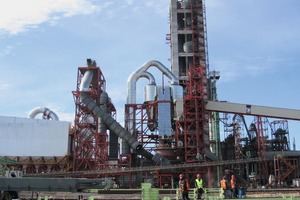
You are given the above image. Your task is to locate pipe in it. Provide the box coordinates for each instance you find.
[79,69,142,151]
[28,107,59,120]
[99,91,108,133]
[127,60,179,104]
[137,71,156,85]
[80,92,142,151]
[79,67,170,165]
[122,71,156,154]
[125,60,180,154]
[79,70,93,91]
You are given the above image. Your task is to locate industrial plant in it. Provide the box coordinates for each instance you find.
[1,0,300,195]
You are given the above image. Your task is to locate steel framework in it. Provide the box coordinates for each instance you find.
[174,0,209,176]
[72,66,108,171]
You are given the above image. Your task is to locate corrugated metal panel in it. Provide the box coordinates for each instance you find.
[109,131,119,159]
[157,86,172,136]
[0,116,70,157]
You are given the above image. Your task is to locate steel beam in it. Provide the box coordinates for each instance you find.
[205,101,300,120]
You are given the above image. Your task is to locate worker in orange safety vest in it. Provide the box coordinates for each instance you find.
[220,176,228,199]
[230,175,238,198]
[179,174,190,200]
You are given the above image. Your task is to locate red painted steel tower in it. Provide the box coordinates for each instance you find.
[72,60,110,171]
[170,0,209,162]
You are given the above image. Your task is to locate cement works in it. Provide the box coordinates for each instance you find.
[1,0,300,199]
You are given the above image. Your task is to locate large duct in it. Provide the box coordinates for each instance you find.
[79,70,93,91]
[28,107,59,121]
[125,60,181,152]
[127,60,179,104]
[122,71,156,154]
[99,91,108,133]
[139,71,156,85]
[79,67,170,165]
[80,92,142,151]
[100,91,118,158]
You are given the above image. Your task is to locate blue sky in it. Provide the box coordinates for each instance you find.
[0,0,300,149]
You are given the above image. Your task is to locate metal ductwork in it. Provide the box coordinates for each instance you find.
[99,91,108,133]
[80,92,142,151]
[79,67,170,165]
[28,107,59,120]
[123,70,157,154]
[138,71,156,85]
[127,60,179,104]
[122,60,183,161]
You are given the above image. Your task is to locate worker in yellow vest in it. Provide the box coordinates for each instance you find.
[195,174,204,199]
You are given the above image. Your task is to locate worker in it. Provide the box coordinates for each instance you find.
[230,175,238,198]
[220,176,228,199]
[195,174,204,199]
[179,173,190,200]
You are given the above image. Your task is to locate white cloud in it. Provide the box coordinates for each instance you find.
[0,83,10,90]
[0,0,169,35]
[0,0,100,34]
[126,0,134,5]
[0,45,13,56]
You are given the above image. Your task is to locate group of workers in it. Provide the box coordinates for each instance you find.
[220,175,238,199]
[179,173,203,200]
[178,173,238,200]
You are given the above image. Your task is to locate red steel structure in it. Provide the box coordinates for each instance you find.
[176,66,208,163]
[72,64,109,171]
[120,0,210,187]
[172,0,209,175]
[254,116,269,183]
[175,0,208,158]
[16,0,296,189]
[3,1,300,190]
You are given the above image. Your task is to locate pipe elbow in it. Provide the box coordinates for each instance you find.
[28,107,59,120]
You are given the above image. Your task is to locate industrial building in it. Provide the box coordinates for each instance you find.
[1,0,300,191]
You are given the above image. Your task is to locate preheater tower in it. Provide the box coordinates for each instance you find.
[170,0,210,162]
